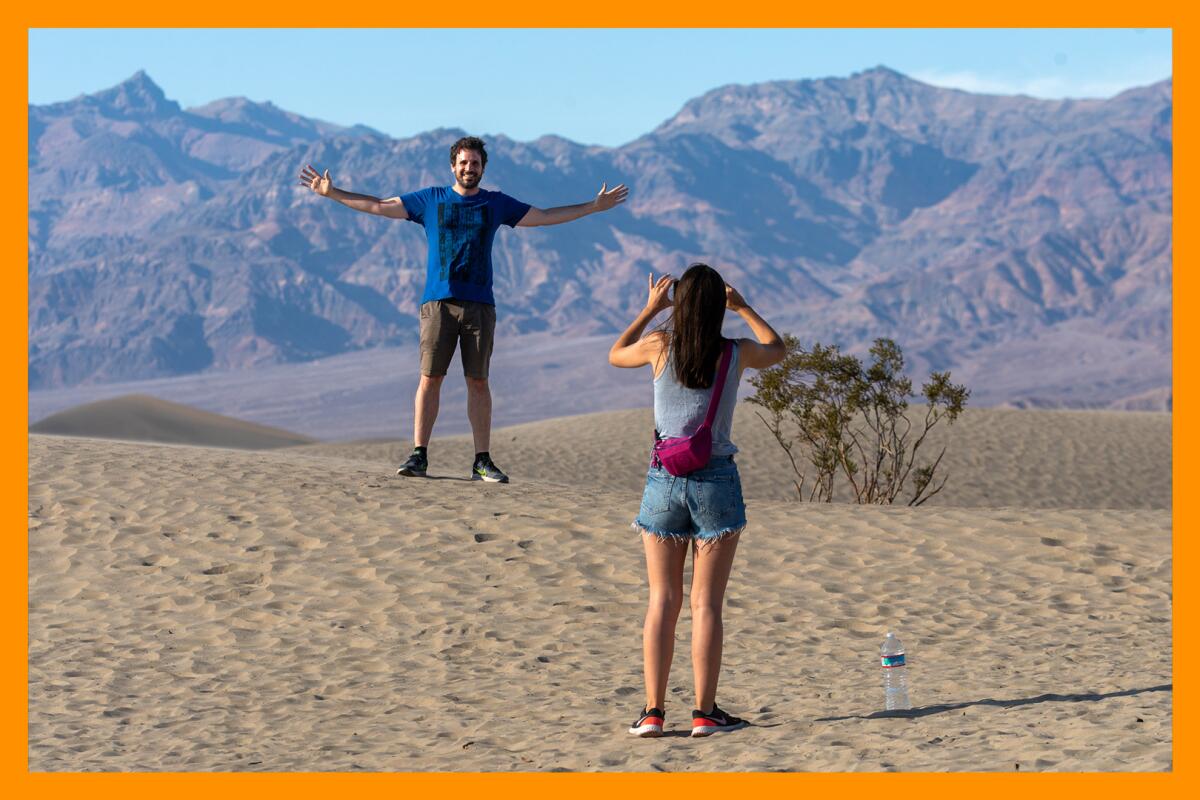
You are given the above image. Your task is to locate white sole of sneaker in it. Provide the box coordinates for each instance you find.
[396,468,426,477]
[629,724,664,737]
[471,474,508,483]
[691,722,747,737]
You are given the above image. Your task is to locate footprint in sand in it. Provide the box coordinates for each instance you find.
[473,534,498,543]
[1041,530,1086,547]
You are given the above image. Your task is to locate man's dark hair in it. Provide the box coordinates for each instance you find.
[450,136,488,168]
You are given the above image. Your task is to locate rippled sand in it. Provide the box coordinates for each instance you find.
[28,404,1171,771]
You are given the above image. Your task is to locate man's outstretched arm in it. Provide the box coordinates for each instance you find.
[298,164,408,219]
[517,182,629,227]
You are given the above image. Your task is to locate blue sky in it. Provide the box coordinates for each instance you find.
[29,28,1172,147]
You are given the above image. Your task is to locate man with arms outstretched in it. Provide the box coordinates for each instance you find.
[300,136,628,483]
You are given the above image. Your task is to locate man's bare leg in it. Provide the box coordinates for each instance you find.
[414,374,444,447]
[465,376,508,482]
[465,376,492,453]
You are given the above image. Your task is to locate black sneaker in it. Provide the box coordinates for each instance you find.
[471,456,509,484]
[396,451,427,478]
[628,706,665,738]
[690,704,747,737]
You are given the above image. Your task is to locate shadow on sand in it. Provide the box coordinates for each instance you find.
[815,683,1172,721]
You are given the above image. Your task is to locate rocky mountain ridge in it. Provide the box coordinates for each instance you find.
[28,68,1172,409]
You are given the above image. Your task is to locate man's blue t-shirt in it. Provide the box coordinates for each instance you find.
[399,186,531,306]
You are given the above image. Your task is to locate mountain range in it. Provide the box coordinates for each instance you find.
[28,68,1172,410]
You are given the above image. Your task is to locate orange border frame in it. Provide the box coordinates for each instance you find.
[6,10,1186,799]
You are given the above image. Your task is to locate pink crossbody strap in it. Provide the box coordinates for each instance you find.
[699,340,734,430]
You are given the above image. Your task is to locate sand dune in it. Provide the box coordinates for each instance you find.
[298,404,1171,510]
[27,402,1172,771]
[29,394,315,450]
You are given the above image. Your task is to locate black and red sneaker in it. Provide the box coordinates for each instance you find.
[628,706,665,737]
[690,704,747,737]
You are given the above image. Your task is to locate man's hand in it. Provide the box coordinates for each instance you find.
[298,164,333,196]
[647,273,675,315]
[593,182,629,213]
[725,284,749,312]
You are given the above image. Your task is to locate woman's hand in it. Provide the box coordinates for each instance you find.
[611,274,673,368]
[725,284,748,312]
[646,273,674,315]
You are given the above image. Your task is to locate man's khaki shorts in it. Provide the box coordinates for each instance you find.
[419,299,496,379]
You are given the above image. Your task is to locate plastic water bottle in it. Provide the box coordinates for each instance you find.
[880,632,911,710]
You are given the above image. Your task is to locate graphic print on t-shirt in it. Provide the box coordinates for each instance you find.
[437,203,492,286]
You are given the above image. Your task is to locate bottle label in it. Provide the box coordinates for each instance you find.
[881,654,906,668]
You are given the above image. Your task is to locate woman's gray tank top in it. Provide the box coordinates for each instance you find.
[654,340,740,457]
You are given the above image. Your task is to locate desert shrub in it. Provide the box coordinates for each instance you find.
[747,336,969,505]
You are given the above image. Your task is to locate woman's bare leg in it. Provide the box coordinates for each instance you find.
[690,532,741,713]
[641,534,689,711]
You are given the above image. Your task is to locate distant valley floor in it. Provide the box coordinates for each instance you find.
[28,330,1170,442]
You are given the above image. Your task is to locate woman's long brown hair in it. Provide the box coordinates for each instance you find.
[667,263,727,389]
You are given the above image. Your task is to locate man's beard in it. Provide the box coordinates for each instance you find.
[459,173,480,188]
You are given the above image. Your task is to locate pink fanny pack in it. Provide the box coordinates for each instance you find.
[652,340,734,477]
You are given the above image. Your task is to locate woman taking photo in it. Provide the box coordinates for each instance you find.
[609,263,786,737]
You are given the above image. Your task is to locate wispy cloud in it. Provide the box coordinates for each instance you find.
[909,69,1167,99]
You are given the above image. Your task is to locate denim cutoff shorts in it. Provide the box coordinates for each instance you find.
[633,456,747,542]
